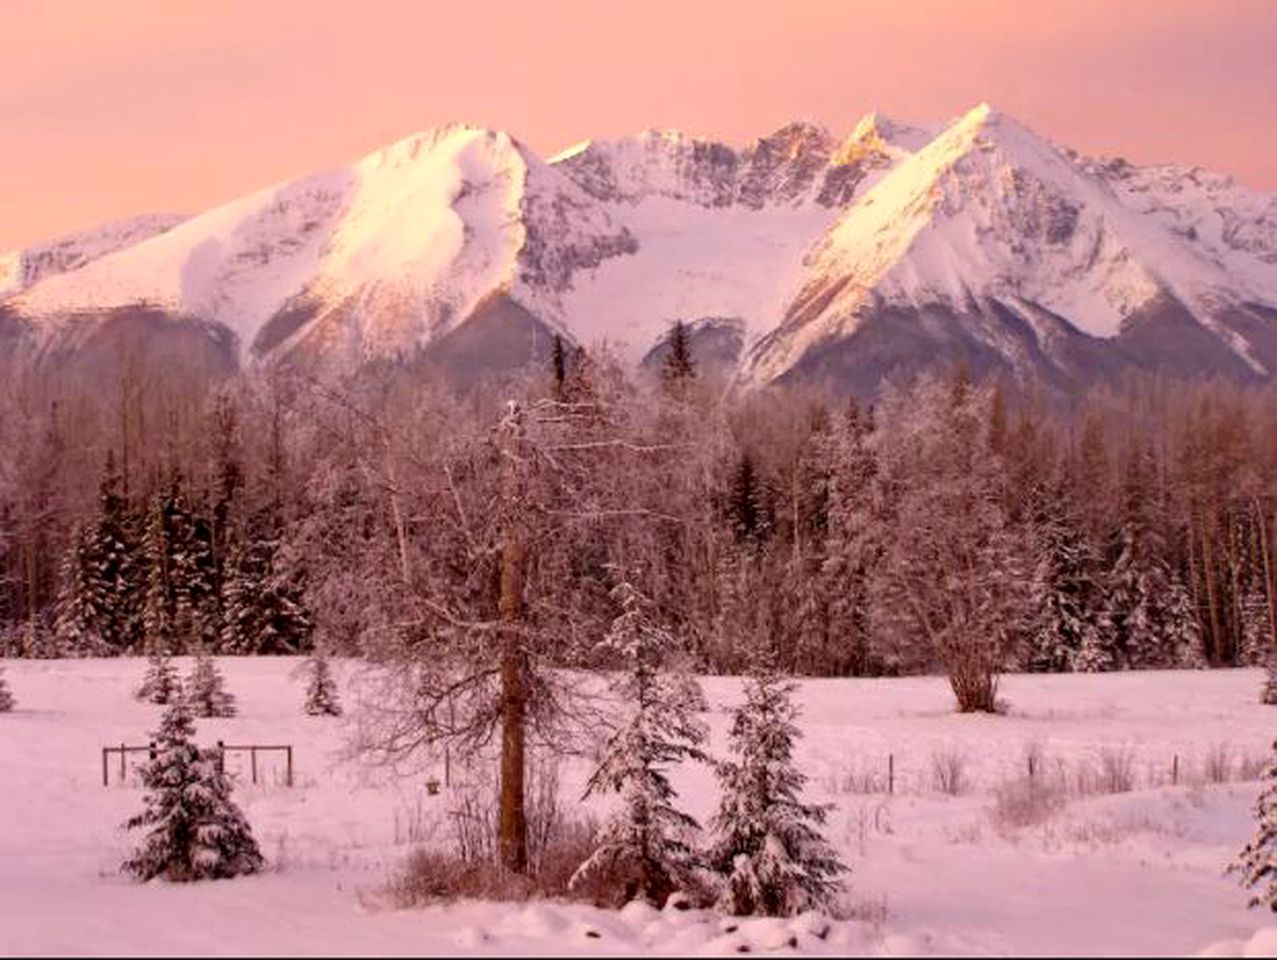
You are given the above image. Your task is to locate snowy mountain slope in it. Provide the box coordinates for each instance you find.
[0,213,187,300]
[1082,156,1277,300]
[9,126,635,370]
[535,119,921,362]
[745,104,1277,392]
[5,105,1277,395]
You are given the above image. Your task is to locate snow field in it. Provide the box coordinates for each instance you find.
[0,658,1274,956]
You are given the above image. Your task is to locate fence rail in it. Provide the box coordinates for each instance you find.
[102,741,294,787]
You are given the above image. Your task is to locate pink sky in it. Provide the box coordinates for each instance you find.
[3,0,1275,250]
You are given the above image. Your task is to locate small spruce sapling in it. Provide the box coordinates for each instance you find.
[1230,739,1277,912]
[1262,658,1277,706]
[123,697,263,882]
[303,652,342,716]
[136,647,181,705]
[186,648,236,718]
[709,666,847,917]
[0,665,14,712]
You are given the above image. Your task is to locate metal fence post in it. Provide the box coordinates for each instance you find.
[250,746,258,784]
[888,753,895,795]
[102,747,109,787]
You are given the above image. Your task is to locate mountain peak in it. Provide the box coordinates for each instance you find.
[838,111,935,164]
[959,101,997,127]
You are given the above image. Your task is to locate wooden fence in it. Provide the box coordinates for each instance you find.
[101,741,294,787]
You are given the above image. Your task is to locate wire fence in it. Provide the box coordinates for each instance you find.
[101,741,294,787]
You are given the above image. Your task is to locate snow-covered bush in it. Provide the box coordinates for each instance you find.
[123,698,263,882]
[186,650,236,718]
[1230,739,1277,912]
[708,669,846,917]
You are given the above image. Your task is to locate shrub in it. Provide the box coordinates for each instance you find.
[930,748,970,796]
[1204,743,1232,784]
[1098,746,1136,794]
[990,776,1067,831]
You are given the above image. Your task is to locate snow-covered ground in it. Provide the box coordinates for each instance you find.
[1,658,1273,956]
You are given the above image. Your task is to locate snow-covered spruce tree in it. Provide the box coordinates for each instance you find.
[1240,586,1274,667]
[708,666,846,917]
[54,453,142,656]
[53,524,109,656]
[185,647,236,718]
[1105,443,1201,669]
[819,401,879,677]
[570,581,709,907]
[137,647,181,705]
[141,496,176,651]
[0,665,14,711]
[303,651,342,716]
[1026,481,1112,674]
[123,697,263,882]
[1230,739,1277,912]
[221,526,312,655]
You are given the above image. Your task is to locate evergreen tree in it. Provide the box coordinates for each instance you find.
[221,525,312,655]
[1105,444,1199,668]
[727,453,771,545]
[1168,579,1207,668]
[141,496,175,652]
[550,334,569,401]
[53,453,142,655]
[1240,585,1274,667]
[53,525,108,656]
[571,582,708,906]
[89,451,141,652]
[137,648,181,705]
[660,321,696,394]
[708,667,846,917]
[820,402,878,676]
[1027,484,1112,673]
[1073,622,1118,673]
[0,665,14,712]
[1230,739,1277,912]
[185,648,236,718]
[123,697,263,882]
[303,651,342,716]
[1262,659,1277,706]
[562,344,600,409]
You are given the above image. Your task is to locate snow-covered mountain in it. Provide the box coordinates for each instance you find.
[0,213,187,299]
[4,104,1277,395]
[748,104,1277,394]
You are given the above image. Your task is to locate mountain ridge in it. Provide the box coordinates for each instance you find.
[4,104,1276,396]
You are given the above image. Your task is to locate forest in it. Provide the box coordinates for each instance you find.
[2,332,1276,707]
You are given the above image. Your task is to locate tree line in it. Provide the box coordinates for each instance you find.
[2,335,1276,696]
